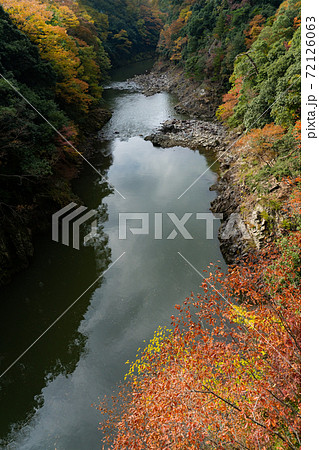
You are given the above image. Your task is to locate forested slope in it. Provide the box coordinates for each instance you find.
[155,0,300,248]
[157,0,282,86]
[81,0,162,64]
[0,0,161,285]
[0,0,301,446]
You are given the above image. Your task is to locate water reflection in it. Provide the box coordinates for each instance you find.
[0,240,107,443]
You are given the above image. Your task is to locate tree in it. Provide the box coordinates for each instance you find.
[216,77,243,121]
[244,14,265,48]
[81,0,162,64]
[2,0,103,113]
[227,0,301,129]
[98,192,300,449]
[234,123,285,167]
[112,29,132,55]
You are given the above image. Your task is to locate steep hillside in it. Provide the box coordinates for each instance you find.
[157,0,282,89]
[80,0,162,65]
[150,0,301,259]
[0,0,161,285]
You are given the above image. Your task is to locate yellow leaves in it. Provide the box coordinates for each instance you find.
[124,326,172,380]
[179,6,192,23]
[112,29,132,51]
[2,0,101,112]
[2,0,52,34]
[158,6,191,54]
[230,304,256,328]
[51,4,80,28]
[100,227,300,449]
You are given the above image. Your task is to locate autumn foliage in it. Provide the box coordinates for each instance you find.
[158,6,193,61]
[2,0,102,112]
[97,3,301,444]
[244,14,265,48]
[216,77,243,122]
[234,123,285,167]
[98,192,300,449]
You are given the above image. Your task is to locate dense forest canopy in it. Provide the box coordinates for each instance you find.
[0,5,73,223]
[157,0,283,82]
[81,0,162,63]
[155,0,301,196]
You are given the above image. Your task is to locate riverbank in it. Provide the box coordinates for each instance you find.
[144,118,254,263]
[132,63,221,119]
[138,66,295,264]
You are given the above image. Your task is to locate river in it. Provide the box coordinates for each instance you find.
[0,61,226,449]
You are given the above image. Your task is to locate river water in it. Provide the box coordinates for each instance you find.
[0,61,226,449]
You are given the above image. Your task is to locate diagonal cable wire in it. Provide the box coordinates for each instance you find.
[177,251,299,373]
[0,73,126,199]
[177,76,301,199]
[0,252,126,379]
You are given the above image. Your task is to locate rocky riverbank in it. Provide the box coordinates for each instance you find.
[144,118,257,264]
[137,62,297,264]
[144,99,293,264]
[132,67,257,262]
[132,64,221,119]
[145,119,226,151]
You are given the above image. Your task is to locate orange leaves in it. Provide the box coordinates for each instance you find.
[293,16,301,29]
[236,123,285,150]
[293,120,301,147]
[99,224,300,449]
[56,79,91,112]
[158,6,191,56]
[2,0,101,112]
[216,77,243,121]
[244,14,265,49]
[234,123,285,167]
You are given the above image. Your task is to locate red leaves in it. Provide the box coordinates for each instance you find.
[99,214,300,449]
[216,77,243,122]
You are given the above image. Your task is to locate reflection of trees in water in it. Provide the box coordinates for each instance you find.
[54,203,112,377]
[84,201,112,273]
[45,330,88,381]
[0,206,112,443]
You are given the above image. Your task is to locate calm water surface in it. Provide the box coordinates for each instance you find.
[0,61,226,449]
